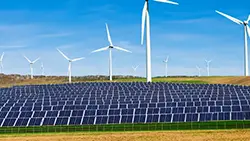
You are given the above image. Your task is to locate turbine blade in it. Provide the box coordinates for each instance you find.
[154,0,179,5]
[135,65,139,69]
[215,10,243,25]
[247,15,250,22]
[166,56,169,62]
[0,52,4,61]
[105,23,113,46]
[57,48,70,60]
[32,58,40,64]
[141,2,147,45]
[72,57,85,62]
[91,46,109,53]
[113,46,132,53]
[23,55,31,63]
[247,25,250,38]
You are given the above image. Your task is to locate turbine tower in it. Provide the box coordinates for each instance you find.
[216,10,250,76]
[0,52,4,73]
[91,23,132,81]
[141,0,178,82]
[196,66,202,77]
[132,65,139,76]
[41,62,45,76]
[205,59,212,76]
[163,56,169,77]
[57,49,85,83]
[23,55,40,79]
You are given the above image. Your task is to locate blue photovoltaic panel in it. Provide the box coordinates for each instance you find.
[0,82,249,127]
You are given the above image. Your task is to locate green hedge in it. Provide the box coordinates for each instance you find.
[0,120,250,134]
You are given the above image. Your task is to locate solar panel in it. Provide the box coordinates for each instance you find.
[42,117,56,125]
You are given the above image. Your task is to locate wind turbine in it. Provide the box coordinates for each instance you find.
[216,10,250,76]
[205,59,212,76]
[0,52,4,73]
[196,66,202,77]
[91,23,132,81]
[163,56,169,77]
[41,62,45,76]
[23,55,40,79]
[141,0,178,82]
[132,65,139,76]
[57,48,84,83]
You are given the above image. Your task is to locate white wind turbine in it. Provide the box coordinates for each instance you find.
[141,0,178,82]
[205,59,212,76]
[91,23,132,81]
[0,52,4,73]
[23,55,40,79]
[216,10,250,76]
[132,65,139,76]
[163,56,169,77]
[57,48,84,83]
[196,66,202,77]
[41,62,45,76]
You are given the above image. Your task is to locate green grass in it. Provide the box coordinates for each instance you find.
[0,121,250,135]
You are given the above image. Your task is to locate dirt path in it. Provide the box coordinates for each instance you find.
[0,130,250,141]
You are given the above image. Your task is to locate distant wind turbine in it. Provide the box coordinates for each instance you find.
[163,56,169,77]
[57,48,85,83]
[41,62,45,76]
[0,52,4,73]
[132,65,139,76]
[196,66,202,77]
[141,0,178,82]
[23,55,40,79]
[216,10,250,76]
[205,59,212,76]
[91,23,132,81]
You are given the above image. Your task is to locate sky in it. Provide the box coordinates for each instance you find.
[0,0,249,77]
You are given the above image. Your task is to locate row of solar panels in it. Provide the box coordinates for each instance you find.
[3,96,249,101]
[3,87,250,91]
[3,89,250,94]
[1,112,249,127]
[1,91,249,95]
[2,91,249,94]
[9,81,250,87]
[1,106,250,117]
[3,94,249,97]
[17,86,248,89]
[1,100,250,108]
[1,96,250,102]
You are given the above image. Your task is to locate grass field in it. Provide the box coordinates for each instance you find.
[0,121,249,134]
[1,74,250,87]
[1,130,250,141]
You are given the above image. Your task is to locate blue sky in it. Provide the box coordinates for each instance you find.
[0,0,249,77]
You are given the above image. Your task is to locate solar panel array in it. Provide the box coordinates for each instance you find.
[0,82,250,127]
